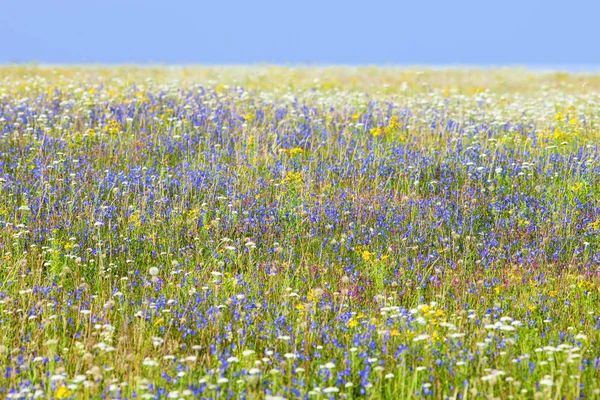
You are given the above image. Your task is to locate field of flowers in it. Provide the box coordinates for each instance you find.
[2,66,600,399]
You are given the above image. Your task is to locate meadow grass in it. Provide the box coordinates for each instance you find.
[1,66,600,399]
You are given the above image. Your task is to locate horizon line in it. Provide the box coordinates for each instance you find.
[1,63,600,72]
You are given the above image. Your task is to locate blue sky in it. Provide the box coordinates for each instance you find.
[1,0,598,66]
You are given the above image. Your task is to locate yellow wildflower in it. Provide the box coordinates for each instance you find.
[384,116,400,133]
[553,129,570,141]
[419,305,432,314]
[577,280,594,291]
[188,208,200,220]
[56,386,73,399]
[107,119,120,136]
[587,219,600,231]
[360,250,374,262]
[282,171,303,185]
[289,147,303,156]
[147,232,156,243]
[570,182,584,193]
[370,127,382,137]
[129,211,141,228]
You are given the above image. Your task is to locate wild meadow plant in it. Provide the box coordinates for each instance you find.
[1,66,600,399]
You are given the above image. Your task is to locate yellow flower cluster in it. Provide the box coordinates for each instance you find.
[129,211,141,228]
[347,312,367,328]
[369,116,402,139]
[545,108,584,143]
[280,147,304,156]
[106,119,121,136]
[587,219,600,231]
[282,171,303,185]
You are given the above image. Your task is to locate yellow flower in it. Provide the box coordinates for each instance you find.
[360,250,374,262]
[154,318,164,327]
[289,147,303,156]
[106,119,120,136]
[295,304,305,312]
[282,171,303,185]
[577,280,595,291]
[129,211,141,228]
[56,386,73,399]
[570,182,584,193]
[390,329,401,337]
[188,208,200,220]
[384,116,400,134]
[553,129,570,141]
[419,305,432,314]
[347,318,359,328]
[587,219,600,231]
[370,127,382,137]
[468,87,486,95]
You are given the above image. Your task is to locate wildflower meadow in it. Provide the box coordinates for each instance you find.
[2,66,600,399]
